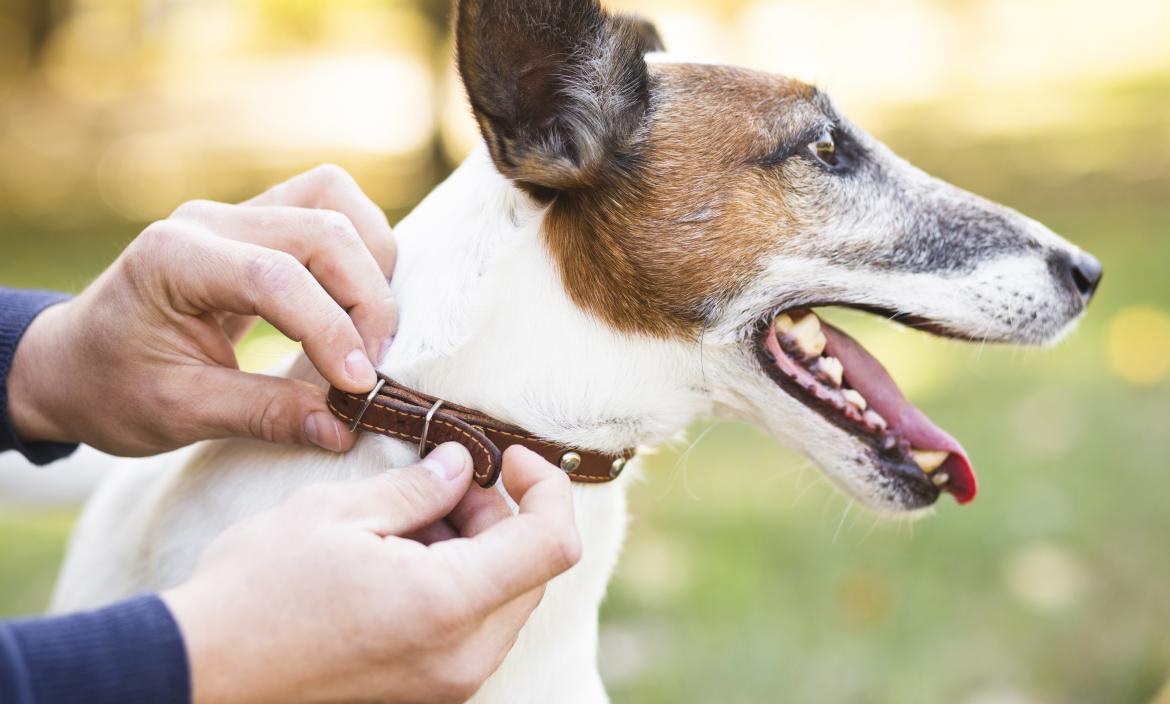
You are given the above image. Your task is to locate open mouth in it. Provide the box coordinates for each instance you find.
[754,308,978,506]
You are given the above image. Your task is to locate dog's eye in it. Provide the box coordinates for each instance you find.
[807,129,838,167]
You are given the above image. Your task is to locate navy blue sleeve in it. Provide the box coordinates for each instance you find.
[0,595,191,704]
[0,288,79,465]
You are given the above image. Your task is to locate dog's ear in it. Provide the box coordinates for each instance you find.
[456,0,662,195]
[621,14,666,54]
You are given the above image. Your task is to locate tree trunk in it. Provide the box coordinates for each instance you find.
[26,0,71,65]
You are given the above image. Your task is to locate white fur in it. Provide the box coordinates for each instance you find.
[51,130,1089,699]
[51,148,714,703]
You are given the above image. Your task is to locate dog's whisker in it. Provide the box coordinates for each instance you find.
[658,423,721,503]
[831,500,854,545]
[859,514,883,545]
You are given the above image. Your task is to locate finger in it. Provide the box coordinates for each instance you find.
[337,443,473,537]
[148,226,376,392]
[464,585,546,674]
[404,519,459,546]
[185,366,356,451]
[221,314,258,346]
[448,482,513,538]
[171,201,394,361]
[428,446,581,611]
[245,164,397,279]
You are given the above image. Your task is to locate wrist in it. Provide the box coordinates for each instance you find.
[8,301,72,444]
[162,583,286,704]
[162,585,236,704]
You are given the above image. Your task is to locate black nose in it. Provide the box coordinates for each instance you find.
[1051,250,1102,305]
[1068,251,1103,303]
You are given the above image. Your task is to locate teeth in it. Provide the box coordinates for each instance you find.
[841,388,867,410]
[863,409,888,430]
[912,450,950,474]
[788,313,826,359]
[931,471,950,487]
[773,313,795,334]
[817,356,844,387]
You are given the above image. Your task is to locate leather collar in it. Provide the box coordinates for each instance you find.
[327,376,635,488]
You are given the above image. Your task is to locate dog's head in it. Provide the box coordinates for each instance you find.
[454,0,1101,511]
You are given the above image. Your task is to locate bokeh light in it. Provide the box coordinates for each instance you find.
[1107,305,1170,386]
[1,0,1169,701]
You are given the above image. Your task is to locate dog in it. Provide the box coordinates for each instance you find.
[50,0,1101,701]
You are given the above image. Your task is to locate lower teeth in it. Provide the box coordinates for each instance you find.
[912,449,950,474]
[842,388,867,410]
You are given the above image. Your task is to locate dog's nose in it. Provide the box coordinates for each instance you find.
[1052,250,1103,305]
[1068,251,1103,303]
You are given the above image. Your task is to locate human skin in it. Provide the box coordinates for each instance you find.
[165,442,582,704]
[6,166,582,703]
[9,164,396,455]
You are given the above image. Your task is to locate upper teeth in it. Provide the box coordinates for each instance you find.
[912,450,950,474]
[773,313,796,334]
[787,313,826,359]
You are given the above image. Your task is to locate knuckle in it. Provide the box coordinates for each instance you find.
[142,377,186,419]
[379,471,435,518]
[544,524,583,573]
[134,221,180,256]
[170,199,214,221]
[123,223,193,282]
[247,393,290,444]
[317,209,361,245]
[245,250,301,298]
[308,163,355,191]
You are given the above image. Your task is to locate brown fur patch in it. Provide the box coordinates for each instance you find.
[544,64,824,339]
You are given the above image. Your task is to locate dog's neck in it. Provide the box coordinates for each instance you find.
[379,147,711,453]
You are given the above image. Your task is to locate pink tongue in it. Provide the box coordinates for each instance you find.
[821,323,978,505]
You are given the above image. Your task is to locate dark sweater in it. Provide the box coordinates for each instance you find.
[0,288,190,703]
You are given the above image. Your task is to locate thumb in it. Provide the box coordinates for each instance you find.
[339,442,474,537]
[192,367,355,451]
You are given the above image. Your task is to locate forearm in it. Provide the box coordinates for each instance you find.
[0,289,78,464]
[0,595,190,704]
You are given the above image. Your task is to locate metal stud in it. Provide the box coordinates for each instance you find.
[559,451,582,474]
[931,471,950,487]
[610,457,627,479]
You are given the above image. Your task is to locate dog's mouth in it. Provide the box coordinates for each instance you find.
[753,308,977,506]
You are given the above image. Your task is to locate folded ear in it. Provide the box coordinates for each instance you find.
[456,0,662,195]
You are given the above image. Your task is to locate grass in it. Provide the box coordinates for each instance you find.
[1,75,1168,703]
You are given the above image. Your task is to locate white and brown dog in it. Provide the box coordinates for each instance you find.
[51,0,1101,701]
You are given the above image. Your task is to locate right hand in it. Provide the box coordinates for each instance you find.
[163,443,582,704]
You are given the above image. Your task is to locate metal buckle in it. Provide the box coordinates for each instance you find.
[418,399,445,458]
[347,378,386,433]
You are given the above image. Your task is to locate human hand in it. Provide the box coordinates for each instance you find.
[163,443,582,704]
[8,165,395,455]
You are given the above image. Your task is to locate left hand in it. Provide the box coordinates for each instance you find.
[8,165,396,456]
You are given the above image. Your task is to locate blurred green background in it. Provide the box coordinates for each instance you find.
[1,0,1169,702]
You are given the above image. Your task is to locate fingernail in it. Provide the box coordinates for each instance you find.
[377,336,394,364]
[305,412,342,452]
[422,442,470,481]
[345,348,375,385]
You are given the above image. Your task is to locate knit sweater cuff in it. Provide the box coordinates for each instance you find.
[0,289,79,465]
[0,594,191,704]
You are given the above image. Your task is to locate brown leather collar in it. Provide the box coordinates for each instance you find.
[327,376,635,488]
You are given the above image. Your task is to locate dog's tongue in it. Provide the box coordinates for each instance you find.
[822,323,978,504]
